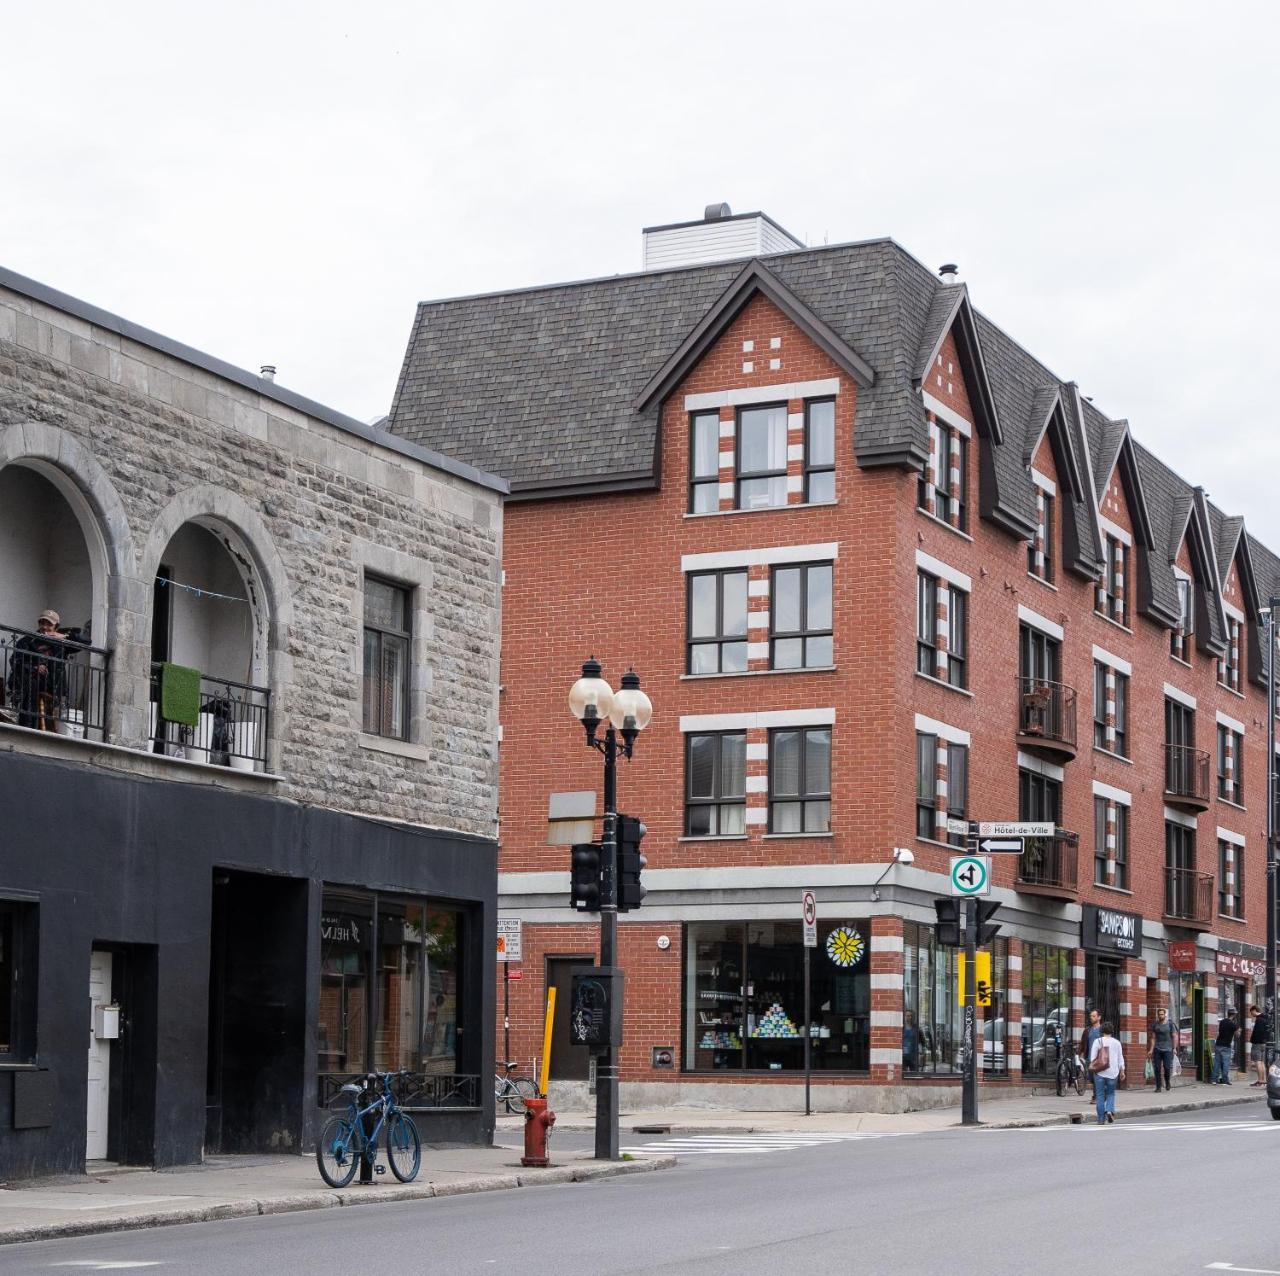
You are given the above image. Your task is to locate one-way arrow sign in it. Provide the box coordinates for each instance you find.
[979,838,1024,854]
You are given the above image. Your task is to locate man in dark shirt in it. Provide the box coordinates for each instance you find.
[1213,1007,1238,1084]
[1148,1006,1179,1092]
[1250,1006,1271,1086]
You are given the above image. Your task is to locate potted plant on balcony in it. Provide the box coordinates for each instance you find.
[1022,684,1051,736]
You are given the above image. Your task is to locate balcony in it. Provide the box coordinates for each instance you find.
[1016,829,1080,902]
[1164,744,1211,812]
[1015,677,1077,761]
[0,622,109,740]
[148,664,270,773]
[1164,866,1214,930]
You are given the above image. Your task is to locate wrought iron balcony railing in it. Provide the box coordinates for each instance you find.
[1164,866,1214,929]
[0,622,109,739]
[1016,829,1080,901]
[1016,677,1077,756]
[1164,744,1211,809]
[149,664,270,772]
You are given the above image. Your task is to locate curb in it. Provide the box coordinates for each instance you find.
[979,1092,1261,1130]
[0,1157,675,1247]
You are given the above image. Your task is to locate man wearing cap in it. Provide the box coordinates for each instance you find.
[8,609,67,730]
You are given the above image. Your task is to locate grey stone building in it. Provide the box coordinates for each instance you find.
[0,266,506,1178]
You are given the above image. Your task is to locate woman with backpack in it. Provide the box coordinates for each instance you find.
[1089,1020,1126,1125]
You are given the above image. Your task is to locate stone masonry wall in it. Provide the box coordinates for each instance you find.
[0,284,502,837]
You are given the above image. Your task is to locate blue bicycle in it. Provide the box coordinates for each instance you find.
[316,1072,421,1187]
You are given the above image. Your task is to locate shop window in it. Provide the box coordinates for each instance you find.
[362,576,410,739]
[1019,943,1073,1078]
[685,731,747,836]
[682,920,869,1073]
[768,727,831,834]
[687,569,748,674]
[771,563,833,670]
[688,410,722,514]
[0,901,37,1062]
[319,894,371,1078]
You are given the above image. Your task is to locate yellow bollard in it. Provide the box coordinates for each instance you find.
[539,987,556,1098]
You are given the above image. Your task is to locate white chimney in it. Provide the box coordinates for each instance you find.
[642,203,804,270]
[259,365,277,382]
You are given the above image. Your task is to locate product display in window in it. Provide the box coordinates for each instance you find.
[750,1003,800,1038]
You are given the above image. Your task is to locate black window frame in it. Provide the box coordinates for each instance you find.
[769,562,833,671]
[688,409,723,514]
[947,588,968,689]
[1220,617,1242,690]
[1172,577,1194,659]
[687,568,749,675]
[684,730,747,837]
[916,732,938,841]
[1093,795,1108,886]
[946,743,968,847]
[733,401,789,511]
[1113,671,1129,758]
[1114,803,1129,890]
[1093,662,1108,751]
[1018,768,1061,824]
[1218,838,1243,918]
[1216,724,1243,805]
[362,574,412,741]
[1097,535,1127,623]
[803,398,836,504]
[932,421,969,532]
[767,726,832,835]
[916,571,938,677]
[0,899,37,1064]
[1029,491,1056,583]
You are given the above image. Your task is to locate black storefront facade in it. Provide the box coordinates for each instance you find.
[0,751,496,1181]
[1080,903,1143,1030]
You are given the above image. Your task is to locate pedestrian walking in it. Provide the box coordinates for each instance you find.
[1147,1006,1179,1093]
[1212,1007,1238,1084]
[1079,1008,1102,1103]
[1249,1005,1271,1087]
[1089,1020,1125,1124]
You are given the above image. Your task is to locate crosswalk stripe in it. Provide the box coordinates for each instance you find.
[620,1131,909,1157]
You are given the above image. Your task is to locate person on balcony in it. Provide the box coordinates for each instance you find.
[8,609,69,730]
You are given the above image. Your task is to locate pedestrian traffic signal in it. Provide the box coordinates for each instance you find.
[617,815,647,912]
[570,843,602,912]
[976,899,1001,946]
[934,897,961,947]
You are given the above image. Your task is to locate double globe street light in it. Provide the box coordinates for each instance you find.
[567,657,652,1159]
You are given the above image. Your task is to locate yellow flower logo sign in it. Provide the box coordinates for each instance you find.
[826,926,865,968]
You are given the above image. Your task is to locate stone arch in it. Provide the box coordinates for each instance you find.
[140,486,294,770]
[0,421,137,646]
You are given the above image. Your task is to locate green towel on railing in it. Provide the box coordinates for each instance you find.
[160,662,201,727]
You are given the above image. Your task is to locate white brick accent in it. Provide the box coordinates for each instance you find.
[1092,644,1133,676]
[915,550,972,592]
[685,378,841,410]
[681,708,836,732]
[870,974,903,990]
[1163,682,1196,710]
[920,391,972,437]
[682,542,839,572]
[914,714,970,747]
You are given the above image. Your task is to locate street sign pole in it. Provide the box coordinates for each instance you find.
[503,963,511,1074]
[962,894,978,1126]
[801,890,817,1117]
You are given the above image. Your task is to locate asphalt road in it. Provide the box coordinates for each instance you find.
[3,1104,1278,1275]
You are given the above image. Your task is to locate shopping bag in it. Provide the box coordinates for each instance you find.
[1144,1059,1154,1084]
[1171,1052,1182,1077]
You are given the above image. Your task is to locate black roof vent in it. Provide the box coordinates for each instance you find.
[938,263,959,285]
[704,202,732,221]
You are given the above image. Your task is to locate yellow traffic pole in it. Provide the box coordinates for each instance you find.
[539,987,556,1098]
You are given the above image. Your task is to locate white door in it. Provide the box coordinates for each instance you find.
[86,950,113,1161]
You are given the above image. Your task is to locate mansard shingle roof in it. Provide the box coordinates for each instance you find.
[388,234,1273,650]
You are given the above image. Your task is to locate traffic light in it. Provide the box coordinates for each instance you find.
[933,897,961,947]
[976,899,1002,946]
[570,843,602,912]
[617,815,647,912]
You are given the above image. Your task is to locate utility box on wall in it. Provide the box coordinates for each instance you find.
[93,1004,120,1040]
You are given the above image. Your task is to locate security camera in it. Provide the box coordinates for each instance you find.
[892,847,915,865]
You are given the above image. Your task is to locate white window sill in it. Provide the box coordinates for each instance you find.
[914,671,973,698]
[1027,572,1058,592]
[359,732,431,762]
[1094,613,1133,635]
[684,500,838,521]
[1094,883,1134,896]
[916,508,973,542]
[1169,654,1193,669]
[681,666,836,681]
[1217,684,1246,700]
[1217,797,1247,812]
[1218,912,1248,925]
[761,832,835,840]
[1092,746,1133,766]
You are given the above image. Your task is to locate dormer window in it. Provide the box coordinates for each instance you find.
[1171,577,1194,661]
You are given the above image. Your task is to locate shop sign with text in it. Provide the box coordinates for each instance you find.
[1081,904,1142,955]
[1167,941,1197,973]
[1216,951,1265,981]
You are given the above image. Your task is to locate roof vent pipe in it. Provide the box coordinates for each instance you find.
[259,365,276,382]
[704,202,732,221]
[939,263,959,285]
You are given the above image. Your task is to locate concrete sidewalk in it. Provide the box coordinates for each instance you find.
[497,1078,1264,1136]
[0,1142,673,1247]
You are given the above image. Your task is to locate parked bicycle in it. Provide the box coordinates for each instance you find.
[1052,1026,1086,1097]
[316,1071,421,1188]
[494,1061,539,1114]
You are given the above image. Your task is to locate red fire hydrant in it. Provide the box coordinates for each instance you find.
[521,1096,555,1167]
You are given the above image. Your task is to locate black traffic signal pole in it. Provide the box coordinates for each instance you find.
[1267,602,1278,1060]
[962,894,978,1125]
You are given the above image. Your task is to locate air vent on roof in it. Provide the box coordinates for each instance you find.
[259,364,277,382]
[939,264,959,285]
[642,204,804,270]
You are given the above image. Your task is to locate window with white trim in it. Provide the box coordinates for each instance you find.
[1096,534,1127,623]
[916,733,937,840]
[687,569,748,674]
[1219,616,1242,691]
[1216,723,1243,805]
[803,399,835,503]
[685,731,746,836]
[1218,838,1242,918]
[1171,577,1194,660]
[771,563,833,670]
[362,576,411,740]
[688,410,722,514]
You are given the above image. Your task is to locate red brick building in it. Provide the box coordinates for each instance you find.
[389,207,1278,1110]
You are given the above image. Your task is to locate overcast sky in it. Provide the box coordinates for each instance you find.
[6,3,1279,542]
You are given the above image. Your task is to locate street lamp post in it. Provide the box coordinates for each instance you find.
[568,657,653,1160]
